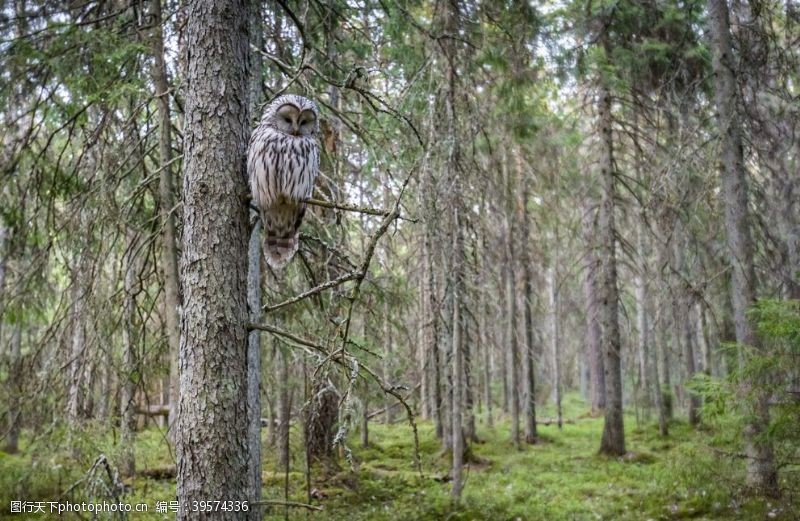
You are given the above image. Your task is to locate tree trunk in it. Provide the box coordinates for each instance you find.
[176,0,252,516]
[548,263,563,430]
[120,233,138,478]
[707,0,778,495]
[505,262,521,449]
[246,222,262,512]
[480,242,494,427]
[635,254,650,415]
[596,70,625,456]
[450,211,464,501]
[149,0,182,441]
[519,169,537,443]
[67,259,87,433]
[582,207,605,414]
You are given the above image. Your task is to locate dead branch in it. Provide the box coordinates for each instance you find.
[263,271,360,312]
[252,499,323,511]
[305,198,392,217]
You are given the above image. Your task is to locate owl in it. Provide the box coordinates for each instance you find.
[248,94,320,269]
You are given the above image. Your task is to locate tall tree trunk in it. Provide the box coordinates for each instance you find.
[503,151,521,448]
[418,263,430,420]
[424,229,443,438]
[696,302,712,376]
[120,232,138,478]
[246,1,265,510]
[149,0,182,441]
[635,241,651,415]
[650,297,669,436]
[656,244,674,420]
[582,207,605,414]
[246,222,262,513]
[67,258,87,433]
[707,0,778,494]
[176,0,252,516]
[548,263,563,430]
[596,66,625,456]
[505,261,520,449]
[519,165,537,443]
[450,211,464,501]
[480,242,494,427]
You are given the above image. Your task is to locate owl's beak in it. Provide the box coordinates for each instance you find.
[291,122,300,136]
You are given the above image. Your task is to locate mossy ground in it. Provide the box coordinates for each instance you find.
[1,395,797,520]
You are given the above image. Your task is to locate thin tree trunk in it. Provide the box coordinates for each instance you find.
[120,233,138,478]
[450,212,464,501]
[656,244,674,420]
[506,262,520,449]
[696,302,712,376]
[519,169,537,443]
[246,222,262,513]
[707,0,778,494]
[582,207,605,414]
[635,218,651,415]
[361,385,369,448]
[548,263,563,430]
[480,250,493,427]
[67,260,87,432]
[149,0,182,441]
[418,263,430,419]
[247,1,265,512]
[176,0,252,515]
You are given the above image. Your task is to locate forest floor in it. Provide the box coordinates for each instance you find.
[1,395,798,520]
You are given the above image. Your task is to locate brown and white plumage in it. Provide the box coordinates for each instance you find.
[248,94,320,269]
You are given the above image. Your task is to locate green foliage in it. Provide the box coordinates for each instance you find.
[691,300,800,498]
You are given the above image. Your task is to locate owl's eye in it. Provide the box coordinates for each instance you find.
[282,116,291,123]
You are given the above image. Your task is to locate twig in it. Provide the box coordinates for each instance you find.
[252,499,323,511]
[305,198,391,217]
[248,322,330,357]
[263,271,360,312]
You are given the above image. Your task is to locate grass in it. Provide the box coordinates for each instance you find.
[1,395,797,520]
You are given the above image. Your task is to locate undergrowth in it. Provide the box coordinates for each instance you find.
[1,395,797,520]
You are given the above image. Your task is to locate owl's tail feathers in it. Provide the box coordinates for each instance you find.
[261,204,304,270]
[263,231,299,270]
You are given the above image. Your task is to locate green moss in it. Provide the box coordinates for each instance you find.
[1,402,797,520]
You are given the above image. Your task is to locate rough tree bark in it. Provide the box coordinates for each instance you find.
[596,58,625,456]
[707,0,778,495]
[176,0,252,517]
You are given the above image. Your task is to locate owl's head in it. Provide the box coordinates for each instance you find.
[262,94,319,137]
